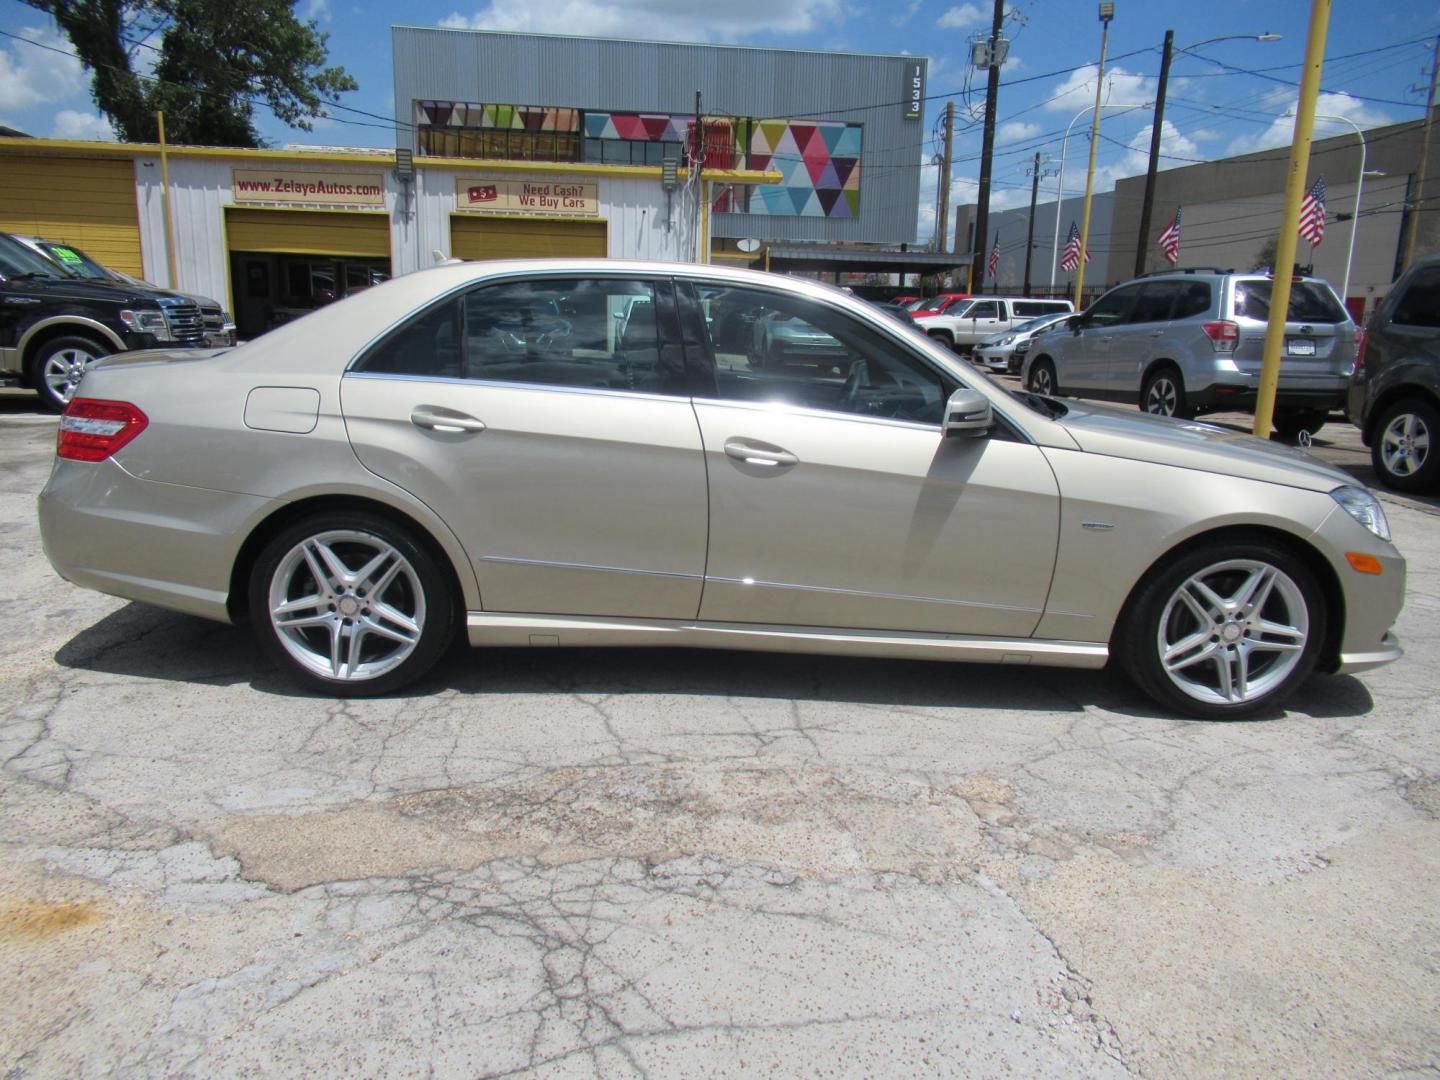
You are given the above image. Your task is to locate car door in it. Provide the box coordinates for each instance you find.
[1064,284,1141,393]
[957,299,1005,348]
[1106,281,1178,395]
[340,274,709,619]
[683,281,1060,638]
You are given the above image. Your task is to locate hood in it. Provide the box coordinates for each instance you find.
[1054,399,1354,493]
[14,275,170,306]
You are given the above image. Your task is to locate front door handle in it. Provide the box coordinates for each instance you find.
[724,438,799,467]
[411,405,486,433]
[1149,329,1165,337]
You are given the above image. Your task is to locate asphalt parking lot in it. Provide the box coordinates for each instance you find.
[2,383,1438,1078]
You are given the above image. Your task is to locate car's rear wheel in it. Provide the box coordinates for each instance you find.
[1118,540,1324,720]
[249,512,456,696]
[1272,409,1328,443]
[1371,397,1440,493]
[1141,365,1191,419]
[1027,359,1056,396]
[30,335,110,413]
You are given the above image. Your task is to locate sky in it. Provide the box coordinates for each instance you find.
[1,0,1437,245]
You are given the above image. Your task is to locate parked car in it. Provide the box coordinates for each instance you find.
[0,232,210,411]
[40,260,1402,719]
[973,312,1074,374]
[915,296,1074,352]
[13,235,235,348]
[907,292,971,317]
[1347,253,1440,492]
[1023,269,1354,440]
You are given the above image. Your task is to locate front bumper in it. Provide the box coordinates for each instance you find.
[974,348,1014,372]
[1335,631,1403,675]
[39,456,272,623]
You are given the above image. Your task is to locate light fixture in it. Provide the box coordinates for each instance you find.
[1098,2,1115,21]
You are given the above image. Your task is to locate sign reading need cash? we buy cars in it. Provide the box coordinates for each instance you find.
[456,177,598,216]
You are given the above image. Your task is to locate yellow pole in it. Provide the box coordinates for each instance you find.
[157,111,179,290]
[1253,0,1331,439]
[764,245,771,273]
[1074,15,1110,307]
[699,180,711,264]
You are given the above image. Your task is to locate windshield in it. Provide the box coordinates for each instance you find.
[36,240,114,281]
[912,296,955,313]
[1233,279,1348,324]
[0,234,72,279]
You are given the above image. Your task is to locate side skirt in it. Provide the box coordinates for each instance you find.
[466,612,1109,669]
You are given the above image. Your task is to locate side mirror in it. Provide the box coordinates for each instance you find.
[943,388,993,439]
[1066,314,1084,332]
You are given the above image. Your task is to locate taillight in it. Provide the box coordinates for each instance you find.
[57,399,148,462]
[1353,327,1368,377]
[1201,320,1239,352]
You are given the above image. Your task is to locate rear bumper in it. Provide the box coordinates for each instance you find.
[38,457,272,623]
[1191,379,1348,412]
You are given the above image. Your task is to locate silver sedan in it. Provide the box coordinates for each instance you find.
[39,261,1404,719]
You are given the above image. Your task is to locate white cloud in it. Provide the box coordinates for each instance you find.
[1042,63,1154,113]
[997,120,1040,144]
[50,110,117,142]
[915,149,1032,246]
[303,0,333,22]
[0,25,87,113]
[440,0,853,40]
[936,3,986,29]
[1223,92,1390,158]
[893,0,923,27]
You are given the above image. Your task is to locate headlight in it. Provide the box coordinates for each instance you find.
[1330,485,1390,542]
[119,308,174,341]
[997,335,1014,346]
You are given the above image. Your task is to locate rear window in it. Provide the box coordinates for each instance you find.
[1391,266,1440,328]
[1233,279,1347,323]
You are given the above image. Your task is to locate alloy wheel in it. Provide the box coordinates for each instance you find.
[1144,376,1178,416]
[44,346,99,404]
[1030,364,1054,396]
[267,529,426,682]
[1156,558,1308,707]
[1379,411,1430,478]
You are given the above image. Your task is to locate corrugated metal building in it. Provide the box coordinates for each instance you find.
[390,26,927,252]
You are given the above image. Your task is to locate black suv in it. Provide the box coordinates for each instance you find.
[0,231,207,411]
[1348,253,1440,493]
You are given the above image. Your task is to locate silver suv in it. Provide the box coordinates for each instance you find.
[1022,269,1355,439]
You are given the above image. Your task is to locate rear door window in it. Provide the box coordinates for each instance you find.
[1391,267,1440,328]
[1130,282,1177,324]
[1171,282,1212,320]
[1233,280,1347,323]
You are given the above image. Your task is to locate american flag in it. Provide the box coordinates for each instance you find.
[1060,221,1088,271]
[1158,207,1182,265]
[988,237,1001,278]
[1299,177,1327,246]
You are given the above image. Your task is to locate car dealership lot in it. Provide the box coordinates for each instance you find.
[2,390,1438,1077]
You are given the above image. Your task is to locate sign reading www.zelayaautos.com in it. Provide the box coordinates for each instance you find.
[455,177,598,216]
[232,169,386,207]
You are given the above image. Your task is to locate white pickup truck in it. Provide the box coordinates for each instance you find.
[913,295,1073,352]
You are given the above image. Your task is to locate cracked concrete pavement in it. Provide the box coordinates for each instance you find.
[2,393,1438,1077]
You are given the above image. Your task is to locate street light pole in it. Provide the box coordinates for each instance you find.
[1074,3,1115,308]
[1051,102,1146,288]
[1134,32,1280,277]
[1306,113,1368,306]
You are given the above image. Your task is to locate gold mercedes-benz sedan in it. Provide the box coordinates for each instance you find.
[38,261,1403,719]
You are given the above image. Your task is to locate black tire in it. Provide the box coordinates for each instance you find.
[248,511,457,696]
[29,334,111,413]
[1027,358,1056,397]
[1140,365,1192,419]
[927,330,955,349]
[1271,409,1328,443]
[1370,397,1440,493]
[1117,539,1326,720]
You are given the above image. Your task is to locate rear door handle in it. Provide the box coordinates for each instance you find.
[1149,330,1165,337]
[411,406,486,433]
[724,438,799,467]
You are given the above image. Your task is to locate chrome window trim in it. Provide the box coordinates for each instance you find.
[343,370,692,405]
[691,395,943,434]
[480,554,702,580]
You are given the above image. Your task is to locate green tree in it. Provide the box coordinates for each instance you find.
[1251,232,1279,272]
[25,0,357,147]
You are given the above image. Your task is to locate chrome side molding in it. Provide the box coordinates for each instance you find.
[465,611,1109,669]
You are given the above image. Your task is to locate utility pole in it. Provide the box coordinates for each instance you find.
[1074,3,1114,307]
[1400,35,1440,269]
[1135,29,1174,277]
[937,100,956,254]
[972,0,1006,292]
[1253,0,1330,440]
[1023,152,1042,294]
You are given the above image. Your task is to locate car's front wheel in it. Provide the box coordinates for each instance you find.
[249,511,457,696]
[1027,358,1056,396]
[1371,397,1439,492]
[30,335,111,412]
[1118,540,1325,719]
